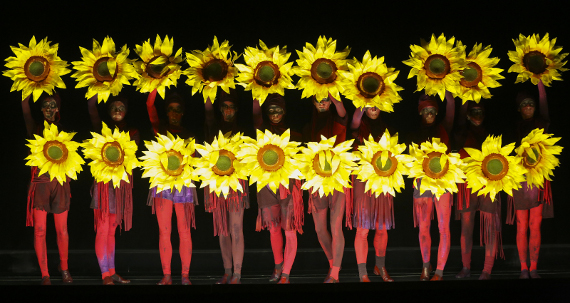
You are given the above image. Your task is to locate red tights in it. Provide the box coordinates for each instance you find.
[516,204,543,271]
[355,228,387,265]
[268,205,298,275]
[219,207,244,275]
[312,197,345,280]
[155,198,192,276]
[33,209,69,278]
[415,193,451,272]
[95,212,118,278]
[460,211,497,273]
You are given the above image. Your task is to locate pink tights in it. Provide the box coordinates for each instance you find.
[95,212,118,278]
[155,198,192,276]
[33,209,69,278]
[516,204,543,271]
[219,207,245,275]
[415,193,451,272]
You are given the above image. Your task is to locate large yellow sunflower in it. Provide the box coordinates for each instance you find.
[508,33,568,86]
[194,131,248,197]
[293,36,351,101]
[237,129,301,193]
[403,33,466,100]
[515,128,563,189]
[132,35,183,99]
[72,37,139,103]
[339,50,403,112]
[295,135,357,197]
[408,138,465,199]
[25,121,84,184]
[353,130,413,197]
[184,37,240,103]
[3,36,71,102]
[81,122,139,187]
[139,132,196,193]
[456,42,504,103]
[235,40,295,105]
[463,135,527,201]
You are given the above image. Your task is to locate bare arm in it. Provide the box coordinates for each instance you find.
[330,92,346,118]
[538,80,549,123]
[146,89,160,134]
[350,107,365,130]
[442,90,455,135]
[21,95,36,138]
[252,98,263,130]
[87,94,102,131]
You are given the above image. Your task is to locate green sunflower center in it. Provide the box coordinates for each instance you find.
[526,148,540,165]
[262,149,279,166]
[362,76,380,94]
[316,62,333,79]
[105,146,121,162]
[258,65,276,82]
[429,58,446,75]
[216,155,232,172]
[202,59,228,82]
[486,159,504,175]
[375,157,393,172]
[149,63,166,76]
[524,51,547,75]
[428,157,442,173]
[322,159,332,172]
[97,61,111,78]
[47,145,63,161]
[463,66,479,82]
[167,155,181,171]
[29,61,45,77]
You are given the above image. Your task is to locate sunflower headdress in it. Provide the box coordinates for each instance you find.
[235,40,295,105]
[71,37,139,103]
[403,34,466,100]
[515,129,562,189]
[339,50,403,111]
[408,138,465,199]
[139,132,196,193]
[132,35,183,99]
[25,121,84,184]
[455,42,504,103]
[81,122,139,187]
[508,33,568,86]
[295,136,357,197]
[194,131,248,197]
[293,36,350,101]
[237,129,301,193]
[463,135,527,201]
[184,37,240,103]
[353,130,413,197]
[3,36,71,102]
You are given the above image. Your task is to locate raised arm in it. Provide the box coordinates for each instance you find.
[146,89,160,134]
[205,97,216,129]
[350,107,365,130]
[87,95,102,131]
[442,90,455,135]
[538,80,549,123]
[252,98,263,130]
[330,92,346,118]
[457,100,469,129]
[21,95,36,138]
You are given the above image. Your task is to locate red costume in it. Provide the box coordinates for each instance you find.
[23,94,72,285]
[147,90,198,285]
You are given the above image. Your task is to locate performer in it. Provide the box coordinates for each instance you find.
[302,93,348,283]
[508,81,553,279]
[350,106,394,282]
[409,92,454,281]
[146,89,198,285]
[23,94,72,285]
[204,89,249,284]
[252,94,303,284]
[87,95,138,285]
[453,101,503,280]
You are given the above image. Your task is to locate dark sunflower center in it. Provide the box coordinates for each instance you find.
[202,59,228,82]
[216,155,232,171]
[317,62,333,79]
[424,54,450,79]
[375,157,393,172]
[47,146,63,161]
[262,149,279,166]
[523,51,547,75]
[463,67,478,82]
[429,59,446,75]
[258,65,276,82]
[311,58,337,84]
[97,61,111,78]
[362,76,380,93]
[428,157,443,173]
[486,159,503,175]
[105,146,121,163]
[149,63,166,76]
[29,61,45,77]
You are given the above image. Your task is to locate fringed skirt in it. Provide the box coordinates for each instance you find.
[507,180,554,225]
[91,174,134,231]
[204,179,250,237]
[26,167,70,227]
[256,179,304,233]
[351,179,394,231]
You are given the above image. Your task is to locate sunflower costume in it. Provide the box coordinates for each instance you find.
[455,42,504,103]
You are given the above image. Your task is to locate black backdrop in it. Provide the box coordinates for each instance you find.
[2,2,569,258]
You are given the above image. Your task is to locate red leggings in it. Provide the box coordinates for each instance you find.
[516,204,543,271]
[415,193,451,271]
[95,212,118,278]
[459,211,497,273]
[268,205,298,275]
[219,207,245,274]
[312,195,345,279]
[355,228,387,264]
[33,209,69,278]
[155,198,192,276]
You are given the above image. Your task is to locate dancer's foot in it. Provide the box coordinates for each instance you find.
[478,271,491,280]
[359,275,370,282]
[530,270,541,279]
[377,266,394,282]
[277,275,290,284]
[519,269,530,279]
[455,267,471,279]
[229,274,241,284]
[269,268,282,282]
[430,274,443,281]
[323,276,339,283]
[157,274,172,285]
[58,264,73,284]
[420,266,431,281]
[40,276,51,285]
[215,273,230,284]
[103,276,115,285]
[181,274,192,285]
[111,273,130,284]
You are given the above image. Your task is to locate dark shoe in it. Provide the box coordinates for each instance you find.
[478,271,491,280]
[430,274,443,281]
[277,276,290,284]
[420,266,430,281]
[229,274,241,284]
[103,276,115,285]
[157,274,172,285]
[111,273,130,284]
[181,274,191,285]
[58,264,73,284]
[215,273,230,284]
[378,267,394,282]
[455,267,471,279]
[530,270,541,279]
[40,276,51,285]
[360,275,371,282]
[519,269,530,279]
[269,268,282,282]
[323,276,339,283]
